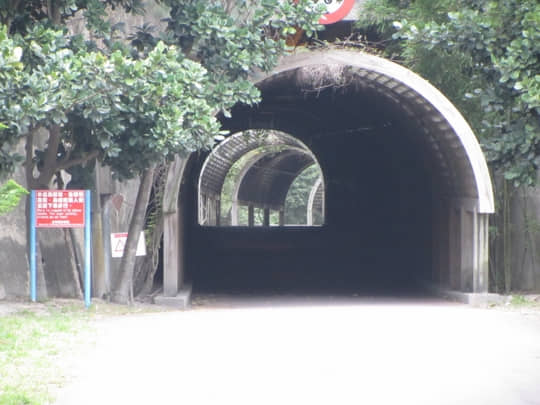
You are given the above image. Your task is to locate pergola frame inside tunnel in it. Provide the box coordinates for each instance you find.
[160,49,495,301]
[198,130,324,227]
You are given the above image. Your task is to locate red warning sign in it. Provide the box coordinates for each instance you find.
[318,0,355,25]
[35,190,85,228]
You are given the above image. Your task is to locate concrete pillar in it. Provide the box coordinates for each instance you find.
[437,202,450,288]
[163,182,186,297]
[459,208,490,293]
[447,201,490,293]
[208,197,216,226]
[162,157,188,297]
[459,208,475,292]
[231,199,238,225]
[263,207,270,226]
[432,201,445,286]
[163,211,180,296]
[248,205,254,227]
[158,155,192,308]
[215,199,221,227]
[198,194,205,225]
[473,213,489,293]
[159,202,190,307]
[448,207,461,290]
[279,209,285,226]
[307,177,322,226]
[431,201,439,285]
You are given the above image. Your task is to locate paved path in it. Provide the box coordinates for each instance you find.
[55,297,540,405]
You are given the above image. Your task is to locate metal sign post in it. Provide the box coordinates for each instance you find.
[29,190,92,308]
[29,191,37,302]
[84,190,91,308]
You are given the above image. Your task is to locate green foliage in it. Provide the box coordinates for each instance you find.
[0,1,324,186]
[285,164,322,225]
[0,0,144,37]
[160,0,325,118]
[0,26,24,174]
[0,388,39,405]
[358,0,540,187]
[0,179,28,215]
[508,294,539,307]
[0,24,219,181]
[0,0,324,300]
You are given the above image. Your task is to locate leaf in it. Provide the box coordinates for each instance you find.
[0,180,28,215]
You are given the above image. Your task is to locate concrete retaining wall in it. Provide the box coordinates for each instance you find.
[0,148,139,300]
[0,166,30,299]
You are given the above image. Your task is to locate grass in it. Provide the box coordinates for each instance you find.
[510,295,529,306]
[509,294,540,308]
[0,303,92,405]
[0,299,165,405]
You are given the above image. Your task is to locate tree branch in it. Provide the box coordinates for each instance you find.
[58,150,99,171]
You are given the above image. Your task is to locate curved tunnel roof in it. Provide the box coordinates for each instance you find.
[199,131,305,197]
[199,130,318,210]
[236,149,315,208]
[248,50,494,214]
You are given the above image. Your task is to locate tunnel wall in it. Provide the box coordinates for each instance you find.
[161,49,495,297]
[189,129,435,293]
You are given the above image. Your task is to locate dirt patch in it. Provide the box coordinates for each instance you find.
[0,298,51,316]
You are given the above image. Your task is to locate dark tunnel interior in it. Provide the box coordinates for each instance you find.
[184,68,437,297]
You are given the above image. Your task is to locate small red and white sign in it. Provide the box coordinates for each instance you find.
[318,0,355,25]
[111,232,147,258]
[35,190,85,228]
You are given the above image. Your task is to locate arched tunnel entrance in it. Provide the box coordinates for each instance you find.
[161,50,494,301]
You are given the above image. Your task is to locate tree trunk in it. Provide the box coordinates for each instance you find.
[111,166,155,304]
[133,217,163,297]
[132,163,168,297]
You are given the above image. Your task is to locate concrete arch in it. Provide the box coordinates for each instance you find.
[198,131,307,202]
[160,49,496,303]
[307,176,324,226]
[250,50,494,214]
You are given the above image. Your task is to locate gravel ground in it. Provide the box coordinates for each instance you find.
[49,295,540,405]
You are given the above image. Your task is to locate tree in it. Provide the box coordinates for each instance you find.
[0,0,325,303]
[357,0,540,292]
[113,0,325,303]
[358,0,540,186]
[285,164,322,225]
